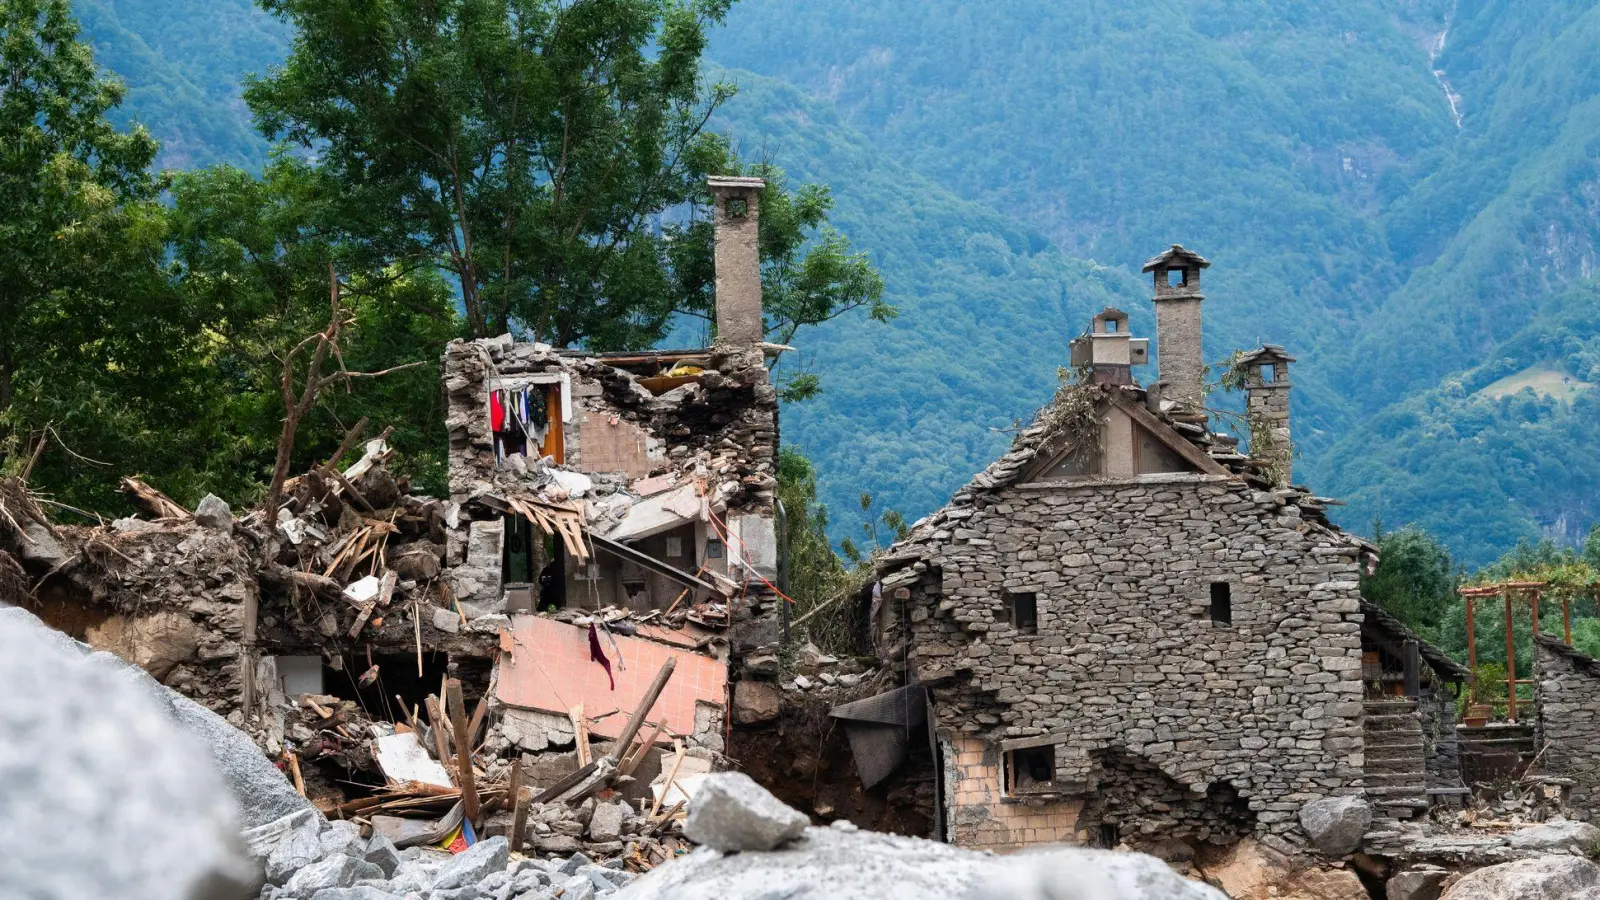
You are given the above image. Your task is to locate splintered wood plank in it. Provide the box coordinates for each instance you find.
[570,703,591,766]
[446,679,481,824]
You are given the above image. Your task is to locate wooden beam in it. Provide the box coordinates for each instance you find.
[649,740,686,819]
[1466,595,1477,705]
[424,695,454,780]
[1110,394,1234,478]
[446,679,480,824]
[530,760,598,805]
[570,703,591,767]
[616,719,668,780]
[605,659,676,763]
[1505,591,1517,723]
[507,755,528,854]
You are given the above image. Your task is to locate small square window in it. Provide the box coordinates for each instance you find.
[1006,745,1055,795]
[725,197,749,218]
[706,539,724,559]
[1003,592,1038,634]
[1210,582,1232,625]
[1167,268,1185,287]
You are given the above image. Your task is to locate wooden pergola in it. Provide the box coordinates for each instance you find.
[1456,580,1562,722]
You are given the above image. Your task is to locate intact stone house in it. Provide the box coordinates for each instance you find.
[869,246,1463,855]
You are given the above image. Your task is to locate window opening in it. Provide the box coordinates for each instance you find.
[1004,592,1039,634]
[1006,745,1055,795]
[726,197,749,218]
[1167,268,1185,287]
[1097,823,1121,848]
[1105,319,1118,333]
[1210,582,1233,624]
[1260,364,1275,383]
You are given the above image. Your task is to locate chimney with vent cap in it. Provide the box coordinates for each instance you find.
[1069,307,1150,385]
[1141,244,1211,412]
[1240,345,1295,486]
[708,176,767,352]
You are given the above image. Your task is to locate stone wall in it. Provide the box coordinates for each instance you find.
[1421,686,1465,790]
[899,473,1368,849]
[28,521,259,717]
[1534,635,1600,819]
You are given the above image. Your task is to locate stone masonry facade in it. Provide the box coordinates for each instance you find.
[1534,634,1600,819]
[887,472,1368,852]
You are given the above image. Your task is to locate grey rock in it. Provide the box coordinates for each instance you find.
[264,815,330,885]
[1442,856,1600,900]
[433,607,463,634]
[534,834,583,855]
[309,889,403,900]
[362,832,404,877]
[282,855,385,899]
[683,772,809,852]
[589,801,628,843]
[1388,865,1449,900]
[1506,819,1600,853]
[321,820,363,858]
[512,890,559,900]
[612,824,1226,900]
[0,606,258,900]
[558,853,594,876]
[1298,795,1371,856]
[560,876,597,900]
[154,681,314,828]
[385,861,434,895]
[195,493,234,529]
[581,865,626,892]
[431,836,510,891]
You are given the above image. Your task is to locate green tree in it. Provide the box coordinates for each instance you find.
[245,0,885,352]
[165,157,460,501]
[1360,523,1458,635]
[0,0,181,500]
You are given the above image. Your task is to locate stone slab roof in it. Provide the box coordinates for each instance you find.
[875,380,1375,586]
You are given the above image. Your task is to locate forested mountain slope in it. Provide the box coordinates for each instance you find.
[68,0,1600,566]
[74,0,284,167]
[711,0,1600,565]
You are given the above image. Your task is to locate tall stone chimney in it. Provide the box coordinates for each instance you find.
[1239,345,1295,486]
[1141,244,1211,411]
[707,175,767,351]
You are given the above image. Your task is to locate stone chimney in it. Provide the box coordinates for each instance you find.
[1069,307,1150,385]
[1239,345,1295,486]
[1141,244,1211,411]
[707,176,767,351]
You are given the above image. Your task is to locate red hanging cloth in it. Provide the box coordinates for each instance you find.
[588,623,615,691]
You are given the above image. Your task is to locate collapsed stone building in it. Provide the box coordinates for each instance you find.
[858,246,1477,861]
[0,175,794,865]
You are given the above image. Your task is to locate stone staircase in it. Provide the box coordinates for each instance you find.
[1363,699,1429,821]
[1458,723,1538,785]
